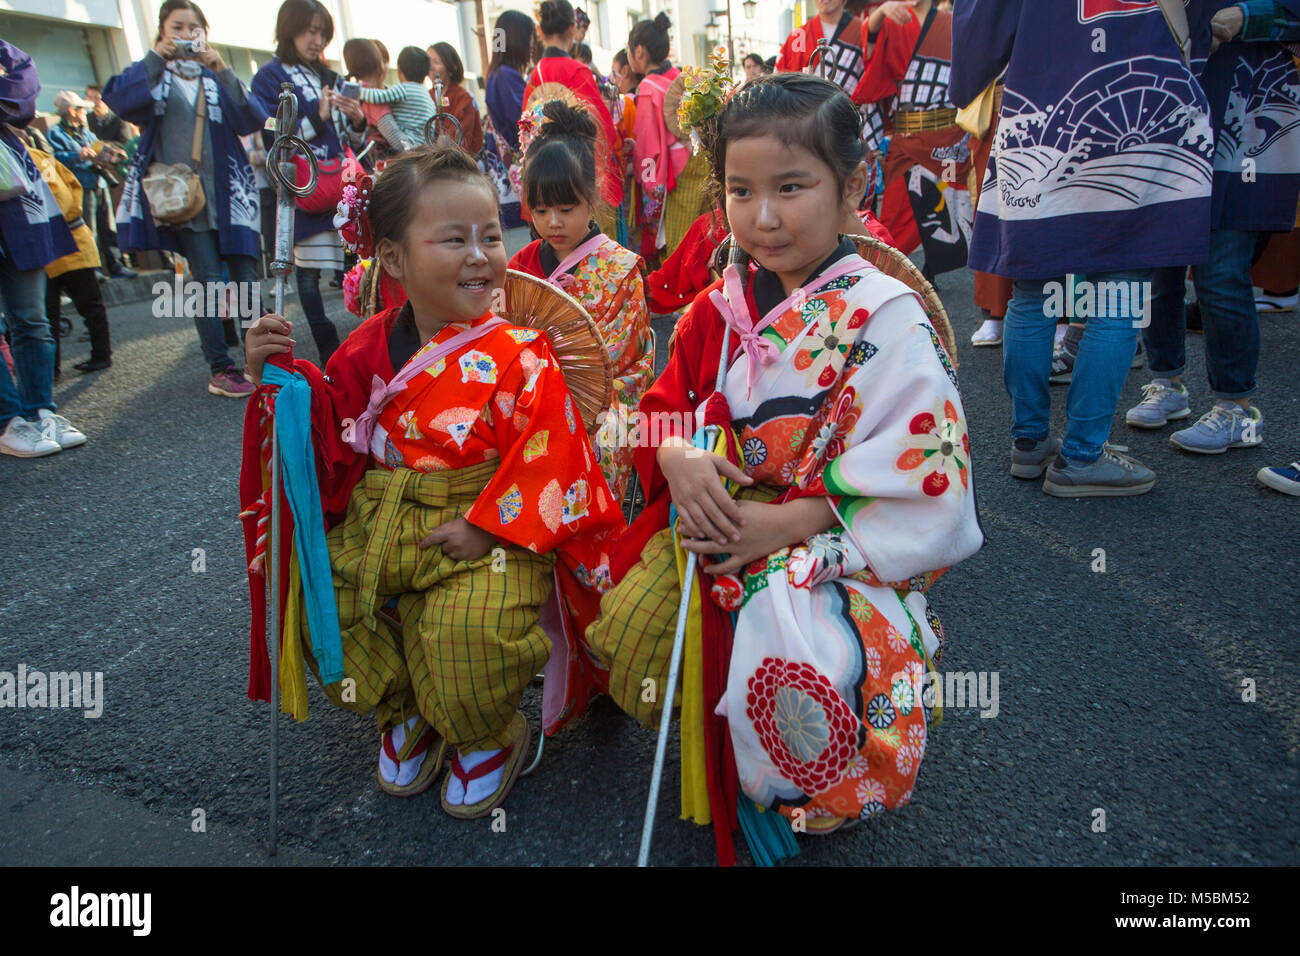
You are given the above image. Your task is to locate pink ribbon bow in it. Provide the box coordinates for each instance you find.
[347,317,507,455]
[709,264,779,396]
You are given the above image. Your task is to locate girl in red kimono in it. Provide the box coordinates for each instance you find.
[508,101,653,507]
[240,146,623,819]
[586,73,982,864]
[524,0,623,212]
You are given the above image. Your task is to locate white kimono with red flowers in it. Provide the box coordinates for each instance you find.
[712,258,983,823]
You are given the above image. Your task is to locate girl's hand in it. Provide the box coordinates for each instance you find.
[419,517,497,561]
[318,90,333,121]
[683,497,838,576]
[244,314,295,386]
[154,38,178,60]
[658,437,754,545]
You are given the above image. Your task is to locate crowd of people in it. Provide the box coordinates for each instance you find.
[1,0,1297,864]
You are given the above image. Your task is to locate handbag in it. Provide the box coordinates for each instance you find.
[956,79,1001,138]
[142,86,207,225]
[292,146,360,214]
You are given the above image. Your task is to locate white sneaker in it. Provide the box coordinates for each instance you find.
[1256,291,1298,313]
[0,416,62,458]
[971,318,1003,347]
[36,409,87,449]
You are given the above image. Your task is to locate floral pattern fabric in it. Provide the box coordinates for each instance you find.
[714,263,984,823]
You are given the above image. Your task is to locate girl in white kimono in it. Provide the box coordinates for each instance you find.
[585,72,984,853]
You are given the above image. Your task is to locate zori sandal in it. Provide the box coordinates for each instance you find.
[376,716,446,798]
[440,711,531,820]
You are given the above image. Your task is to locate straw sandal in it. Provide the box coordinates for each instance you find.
[376,716,447,797]
[803,814,861,836]
[440,712,530,820]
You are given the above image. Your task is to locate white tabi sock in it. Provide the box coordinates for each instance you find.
[377,715,425,786]
[444,747,505,806]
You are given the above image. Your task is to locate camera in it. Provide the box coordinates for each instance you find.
[174,39,203,58]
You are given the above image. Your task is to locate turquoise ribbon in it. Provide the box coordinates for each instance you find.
[263,363,344,684]
[737,797,800,867]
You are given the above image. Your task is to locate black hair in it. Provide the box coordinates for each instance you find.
[522,99,598,210]
[538,0,575,38]
[488,9,535,76]
[156,0,209,42]
[370,144,497,249]
[763,56,776,73]
[710,72,867,203]
[398,45,431,84]
[628,12,671,65]
[574,42,592,64]
[743,53,764,70]
[274,0,333,65]
[86,83,103,93]
[429,42,463,86]
[342,38,383,81]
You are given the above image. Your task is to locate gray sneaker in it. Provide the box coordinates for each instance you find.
[1049,345,1075,384]
[1126,379,1191,429]
[1010,435,1063,479]
[1042,447,1156,498]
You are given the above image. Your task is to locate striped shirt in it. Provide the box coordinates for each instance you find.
[357,81,437,144]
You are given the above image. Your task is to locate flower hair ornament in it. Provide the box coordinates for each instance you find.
[333,169,374,257]
[671,48,734,155]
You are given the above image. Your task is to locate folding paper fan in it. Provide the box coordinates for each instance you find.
[663,73,687,141]
[501,269,613,434]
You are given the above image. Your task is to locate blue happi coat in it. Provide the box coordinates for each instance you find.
[251,58,355,244]
[952,1,1227,279]
[0,40,75,271]
[1200,0,1300,232]
[103,53,266,260]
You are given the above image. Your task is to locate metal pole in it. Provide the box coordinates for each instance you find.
[268,417,280,856]
[637,236,744,867]
[263,82,317,857]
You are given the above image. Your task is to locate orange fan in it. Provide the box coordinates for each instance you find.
[502,269,613,434]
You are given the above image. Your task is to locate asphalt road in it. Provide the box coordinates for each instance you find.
[2,263,1297,868]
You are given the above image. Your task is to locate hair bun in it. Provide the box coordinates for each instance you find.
[539,99,598,144]
[653,11,671,33]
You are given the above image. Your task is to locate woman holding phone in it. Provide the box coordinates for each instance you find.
[104,0,265,397]
[252,0,365,365]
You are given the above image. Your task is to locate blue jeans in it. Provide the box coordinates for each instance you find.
[0,257,53,430]
[295,267,340,365]
[1145,229,1259,399]
[174,228,260,374]
[1003,272,1149,463]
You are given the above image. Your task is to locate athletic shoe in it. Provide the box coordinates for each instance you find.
[35,409,87,449]
[1010,435,1062,479]
[1257,462,1300,496]
[1169,401,1262,454]
[208,368,255,398]
[1125,380,1191,429]
[1049,344,1075,384]
[1042,447,1156,498]
[0,417,61,458]
[1255,290,1298,313]
[971,318,1003,347]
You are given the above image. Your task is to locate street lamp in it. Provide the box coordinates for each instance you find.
[705,16,719,44]
[743,0,757,19]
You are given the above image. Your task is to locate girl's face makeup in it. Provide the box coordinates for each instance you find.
[379,179,506,335]
[723,134,861,297]
[530,200,593,262]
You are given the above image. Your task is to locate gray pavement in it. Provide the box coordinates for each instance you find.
[1,266,1297,867]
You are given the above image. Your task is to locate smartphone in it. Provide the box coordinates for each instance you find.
[338,80,360,100]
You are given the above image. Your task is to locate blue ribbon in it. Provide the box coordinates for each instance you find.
[262,364,344,684]
[737,797,800,867]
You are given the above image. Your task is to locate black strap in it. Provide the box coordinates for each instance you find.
[912,4,939,61]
